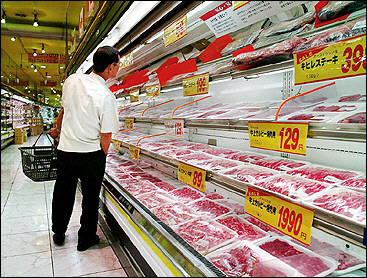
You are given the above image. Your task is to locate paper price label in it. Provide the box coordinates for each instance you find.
[164,14,187,47]
[178,162,206,192]
[245,186,314,245]
[183,73,209,97]
[130,89,139,103]
[294,34,366,85]
[113,140,121,153]
[248,121,308,156]
[120,52,133,69]
[129,145,140,161]
[164,119,184,137]
[125,118,134,130]
[146,84,161,99]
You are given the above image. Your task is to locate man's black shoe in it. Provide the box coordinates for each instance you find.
[53,233,65,245]
[77,235,100,251]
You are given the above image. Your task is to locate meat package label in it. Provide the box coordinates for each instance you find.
[183,73,209,97]
[245,186,314,245]
[248,121,308,156]
[178,162,206,192]
[129,145,140,161]
[294,34,366,85]
[112,140,121,153]
[164,119,184,137]
[163,14,187,47]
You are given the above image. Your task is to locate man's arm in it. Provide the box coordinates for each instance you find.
[100,132,112,155]
[49,107,64,138]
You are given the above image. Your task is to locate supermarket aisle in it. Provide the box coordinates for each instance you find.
[1,133,129,277]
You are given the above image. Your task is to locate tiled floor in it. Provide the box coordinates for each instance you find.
[1,134,129,277]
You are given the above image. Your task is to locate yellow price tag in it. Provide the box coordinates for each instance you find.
[113,140,121,153]
[129,145,140,161]
[183,73,209,97]
[125,118,134,130]
[245,186,314,245]
[178,162,206,192]
[248,121,308,156]
[294,34,366,85]
[164,14,187,47]
[130,89,139,103]
[146,84,161,99]
[120,52,133,69]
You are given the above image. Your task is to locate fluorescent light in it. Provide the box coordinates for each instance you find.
[40,65,46,68]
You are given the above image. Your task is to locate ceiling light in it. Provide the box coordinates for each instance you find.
[34,66,37,72]
[1,10,6,24]
[40,65,46,68]
[30,64,34,68]
[41,43,45,53]
[33,13,38,27]
[33,49,37,57]
[11,36,16,42]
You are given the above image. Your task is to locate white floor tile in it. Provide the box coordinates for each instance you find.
[80,268,128,277]
[1,214,49,235]
[1,202,48,218]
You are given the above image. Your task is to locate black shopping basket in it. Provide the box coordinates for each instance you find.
[19,132,58,182]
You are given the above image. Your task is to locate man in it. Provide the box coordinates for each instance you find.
[49,46,120,251]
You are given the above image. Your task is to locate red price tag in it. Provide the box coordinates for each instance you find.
[174,121,183,136]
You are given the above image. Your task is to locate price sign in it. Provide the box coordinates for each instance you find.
[248,121,308,156]
[146,84,161,99]
[130,89,139,103]
[245,186,314,245]
[129,145,140,161]
[120,52,133,69]
[164,14,187,47]
[113,140,121,153]
[294,34,366,85]
[164,119,184,137]
[178,162,206,192]
[125,118,134,130]
[183,73,209,97]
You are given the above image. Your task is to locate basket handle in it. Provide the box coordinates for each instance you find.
[33,132,55,147]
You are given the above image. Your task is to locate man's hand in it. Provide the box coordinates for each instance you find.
[49,128,60,139]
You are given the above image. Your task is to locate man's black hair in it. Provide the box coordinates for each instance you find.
[93,46,119,73]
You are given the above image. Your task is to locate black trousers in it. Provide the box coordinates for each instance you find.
[51,149,106,240]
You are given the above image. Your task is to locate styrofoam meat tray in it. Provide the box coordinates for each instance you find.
[336,176,366,192]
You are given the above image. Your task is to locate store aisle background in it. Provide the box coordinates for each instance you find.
[1,133,129,277]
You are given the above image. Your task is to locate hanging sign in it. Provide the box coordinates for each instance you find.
[129,145,140,161]
[79,6,85,39]
[113,140,121,152]
[145,84,161,99]
[245,186,314,245]
[294,34,366,85]
[40,81,57,87]
[9,80,29,86]
[178,162,206,192]
[163,14,187,47]
[125,118,134,130]
[200,1,305,38]
[164,119,184,137]
[129,89,139,103]
[87,1,96,19]
[120,52,134,69]
[183,73,209,97]
[248,121,308,156]
[28,53,60,64]
[71,28,76,53]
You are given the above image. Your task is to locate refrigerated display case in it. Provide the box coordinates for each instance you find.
[95,1,365,277]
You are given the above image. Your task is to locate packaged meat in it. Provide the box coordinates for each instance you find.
[195,157,242,172]
[173,217,238,255]
[178,152,217,166]
[312,104,358,112]
[135,190,176,209]
[219,164,279,184]
[242,214,284,236]
[317,1,366,21]
[123,180,159,197]
[339,177,366,191]
[225,151,268,163]
[302,187,366,224]
[201,146,239,158]
[338,94,366,102]
[337,112,366,123]
[232,37,306,69]
[204,191,224,200]
[282,112,338,122]
[220,29,263,57]
[151,202,198,226]
[250,157,308,172]
[242,107,299,120]
[216,214,269,242]
[160,148,193,159]
[190,198,233,219]
[217,199,245,215]
[253,174,332,201]
[256,237,338,277]
[169,186,205,204]
[206,240,299,277]
[153,181,178,192]
[286,164,360,184]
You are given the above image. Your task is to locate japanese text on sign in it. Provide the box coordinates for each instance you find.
[294,34,366,85]
[178,162,206,192]
[129,145,140,161]
[245,186,314,245]
[183,73,209,97]
[113,140,121,153]
[146,84,161,99]
[120,52,133,69]
[125,118,134,130]
[163,14,187,47]
[248,121,308,156]
[164,119,184,137]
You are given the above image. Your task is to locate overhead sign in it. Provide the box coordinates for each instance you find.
[28,53,66,64]
[294,34,366,85]
[183,73,209,97]
[164,14,187,47]
[40,81,57,87]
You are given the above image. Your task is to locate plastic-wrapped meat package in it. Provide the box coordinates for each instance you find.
[150,144,178,153]
[241,108,297,120]
[153,181,178,192]
[339,177,366,191]
[173,217,238,255]
[190,198,233,219]
[201,147,239,157]
[312,104,357,112]
[220,29,263,57]
[123,180,159,197]
[160,148,193,159]
[169,140,197,148]
[257,237,337,277]
[337,112,366,123]
[225,151,268,163]
[205,191,224,200]
[216,215,268,242]
[232,37,306,69]
[194,109,231,119]
[286,165,360,184]
[196,158,242,172]
[219,164,278,184]
[254,174,331,200]
[302,188,366,223]
[135,190,176,209]
[338,94,366,102]
[178,152,216,166]
[217,199,245,215]
[243,214,284,236]
[317,1,366,21]
[250,157,308,171]
[151,202,198,226]
[208,108,261,119]
[208,60,235,75]
[206,240,299,277]
[169,186,205,204]
[284,112,336,122]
